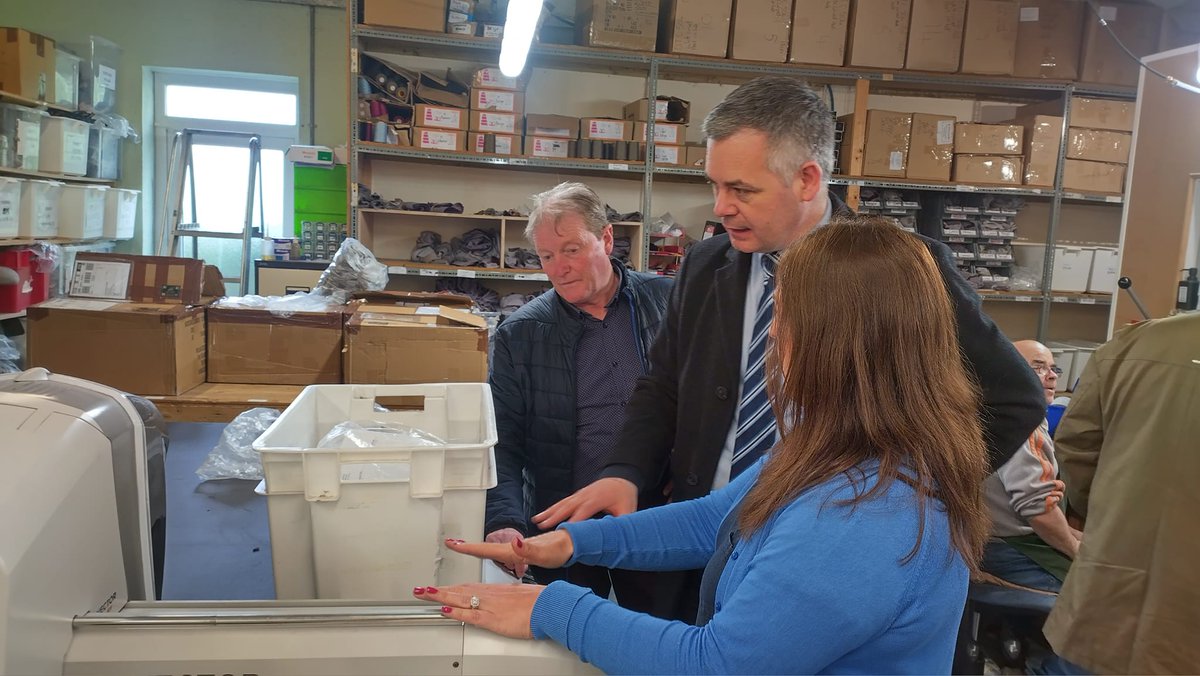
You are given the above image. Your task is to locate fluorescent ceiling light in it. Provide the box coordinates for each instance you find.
[500,0,541,77]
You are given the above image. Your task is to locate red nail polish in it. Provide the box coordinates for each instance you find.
[441,606,453,613]
[426,586,439,593]
[413,587,424,595]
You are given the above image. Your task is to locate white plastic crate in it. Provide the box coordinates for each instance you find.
[0,177,20,238]
[103,188,139,239]
[253,383,498,600]
[39,116,89,175]
[57,184,107,239]
[18,179,62,239]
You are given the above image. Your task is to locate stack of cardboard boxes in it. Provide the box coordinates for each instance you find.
[468,68,525,156]
[1018,96,1135,193]
[952,123,1025,185]
[624,96,690,165]
[838,109,956,182]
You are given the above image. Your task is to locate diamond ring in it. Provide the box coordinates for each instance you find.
[469,595,480,610]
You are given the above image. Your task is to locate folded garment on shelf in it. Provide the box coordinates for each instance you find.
[412,230,451,264]
[477,207,527,217]
[356,184,464,213]
[612,236,632,265]
[436,278,501,312]
[449,228,500,267]
[505,247,541,269]
[605,204,642,223]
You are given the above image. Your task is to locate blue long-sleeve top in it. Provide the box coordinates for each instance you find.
[529,458,969,674]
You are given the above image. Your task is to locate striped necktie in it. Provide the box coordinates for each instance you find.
[732,252,780,478]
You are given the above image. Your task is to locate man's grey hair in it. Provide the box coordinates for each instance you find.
[525,182,609,241]
[702,76,835,182]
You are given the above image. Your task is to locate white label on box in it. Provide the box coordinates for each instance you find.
[654,125,679,144]
[889,151,904,171]
[419,129,459,150]
[482,24,504,38]
[477,68,517,89]
[65,131,88,165]
[478,112,516,134]
[655,146,681,164]
[1098,5,1117,21]
[422,107,462,129]
[936,120,955,145]
[1020,7,1039,21]
[655,100,668,121]
[448,0,472,12]
[69,260,131,300]
[449,22,474,35]
[447,11,469,23]
[456,269,477,278]
[476,90,515,111]
[16,120,38,161]
[531,138,570,158]
[588,119,627,140]
[607,163,629,171]
[495,135,515,155]
[419,268,439,276]
[98,64,117,90]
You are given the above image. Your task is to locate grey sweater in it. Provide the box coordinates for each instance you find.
[984,420,1065,537]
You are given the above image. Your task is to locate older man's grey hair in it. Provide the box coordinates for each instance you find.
[702,77,835,182]
[524,181,609,241]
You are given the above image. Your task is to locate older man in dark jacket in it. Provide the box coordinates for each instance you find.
[485,181,673,613]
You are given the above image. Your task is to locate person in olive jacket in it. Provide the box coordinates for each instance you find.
[484,181,673,615]
[534,77,1046,623]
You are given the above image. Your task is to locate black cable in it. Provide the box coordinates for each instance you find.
[1084,0,1200,94]
[827,84,836,117]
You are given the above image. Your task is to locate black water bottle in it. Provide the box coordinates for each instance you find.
[1178,268,1199,311]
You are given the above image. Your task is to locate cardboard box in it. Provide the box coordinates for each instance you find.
[1013,0,1084,79]
[1088,247,1119,293]
[633,121,685,145]
[27,300,206,396]
[344,304,488,384]
[448,21,477,36]
[576,0,659,51]
[524,136,573,158]
[1067,127,1131,164]
[414,103,467,130]
[1062,159,1125,194]
[0,27,55,100]
[414,70,469,108]
[415,128,466,151]
[480,24,504,38]
[72,252,223,305]
[729,0,792,62]
[960,0,1019,75]
[1051,246,1095,292]
[469,88,524,115]
[847,0,912,69]
[905,0,967,72]
[907,113,956,181]
[646,144,684,165]
[953,155,1024,184]
[467,67,526,91]
[1021,115,1063,187]
[525,114,579,138]
[840,110,913,178]
[206,306,343,385]
[581,117,633,141]
[660,0,734,58]
[954,123,1023,155]
[685,144,707,167]
[469,132,519,155]
[789,0,850,65]
[469,110,519,134]
[362,0,447,32]
[1080,1,1161,86]
[1071,97,1134,132]
[623,97,690,124]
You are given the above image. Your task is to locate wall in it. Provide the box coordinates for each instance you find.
[3,0,349,251]
[1114,44,1200,327]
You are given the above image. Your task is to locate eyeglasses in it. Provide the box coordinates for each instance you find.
[1032,364,1064,377]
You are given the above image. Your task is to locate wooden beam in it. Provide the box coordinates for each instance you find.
[845,78,871,210]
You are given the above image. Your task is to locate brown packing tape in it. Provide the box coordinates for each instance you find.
[207,306,345,329]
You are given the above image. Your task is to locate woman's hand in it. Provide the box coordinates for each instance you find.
[414,583,545,639]
[445,529,574,572]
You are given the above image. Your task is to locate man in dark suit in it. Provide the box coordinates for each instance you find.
[533,76,1046,622]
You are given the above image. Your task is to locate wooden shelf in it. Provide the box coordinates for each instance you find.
[381,259,550,281]
[0,166,115,185]
[0,237,116,247]
[0,89,73,113]
[143,382,305,423]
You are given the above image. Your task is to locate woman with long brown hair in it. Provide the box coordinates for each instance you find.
[416,216,991,673]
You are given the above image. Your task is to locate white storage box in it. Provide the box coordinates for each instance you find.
[1063,340,1100,390]
[0,177,20,238]
[1047,343,1077,393]
[253,383,498,600]
[103,188,139,239]
[0,103,47,170]
[1088,247,1119,293]
[58,184,107,239]
[1051,246,1095,293]
[18,179,63,238]
[39,116,90,175]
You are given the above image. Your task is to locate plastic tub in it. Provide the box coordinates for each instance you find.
[86,124,121,180]
[55,48,81,111]
[76,36,121,115]
[18,179,62,239]
[57,184,107,239]
[0,177,21,239]
[0,103,48,170]
[252,383,498,600]
[0,248,33,313]
[39,116,90,175]
[103,188,139,240]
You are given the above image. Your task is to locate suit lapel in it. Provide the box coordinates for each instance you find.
[713,245,752,369]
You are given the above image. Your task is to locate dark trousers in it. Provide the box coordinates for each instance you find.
[532,565,702,622]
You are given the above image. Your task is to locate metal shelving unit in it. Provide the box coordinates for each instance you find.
[347,20,1133,339]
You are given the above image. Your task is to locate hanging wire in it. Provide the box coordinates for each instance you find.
[1084,0,1200,95]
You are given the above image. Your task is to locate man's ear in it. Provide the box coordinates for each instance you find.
[792,160,824,202]
[601,224,614,255]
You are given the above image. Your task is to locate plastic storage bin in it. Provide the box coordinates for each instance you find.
[0,103,48,170]
[0,248,33,313]
[18,179,62,238]
[253,383,498,600]
[76,36,121,115]
[39,116,89,175]
[87,124,121,180]
[0,177,20,238]
[57,184,107,239]
[103,188,138,239]
[54,48,81,111]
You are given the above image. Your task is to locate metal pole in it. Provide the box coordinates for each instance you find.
[640,58,658,273]
[1037,86,1074,342]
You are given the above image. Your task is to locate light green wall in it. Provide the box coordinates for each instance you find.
[2,0,349,251]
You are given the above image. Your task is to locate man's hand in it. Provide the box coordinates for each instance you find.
[447,530,574,572]
[485,528,529,578]
[532,477,638,530]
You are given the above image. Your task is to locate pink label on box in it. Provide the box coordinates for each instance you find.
[422,107,462,129]
[420,130,459,150]
[588,120,626,140]
[478,112,516,134]
[531,138,569,158]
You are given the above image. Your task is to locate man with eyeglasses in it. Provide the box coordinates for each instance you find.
[980,340,1081,593]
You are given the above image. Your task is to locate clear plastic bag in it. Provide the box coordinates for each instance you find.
[313,238,389,305]
[212,292,342,317]
[30,242,62,274]
[1009,266,1042,292]
[316,420,446,449]
[195,407,280,481]
[0,361,19,374]
[0,335,20,361]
